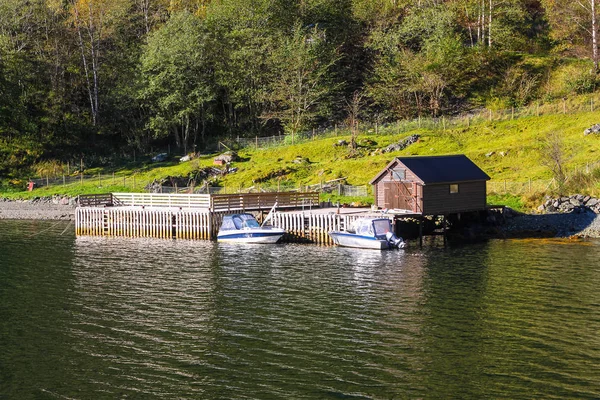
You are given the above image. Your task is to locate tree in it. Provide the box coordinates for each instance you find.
[139,11,215,153]
[345,90,364,150]
[263,25,339,140]
[542,0,600,72]
[69,0,130,126]
[539,131,570,191]
[367,6,473,118]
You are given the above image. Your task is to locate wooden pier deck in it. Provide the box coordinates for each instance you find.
[75,192,424,245]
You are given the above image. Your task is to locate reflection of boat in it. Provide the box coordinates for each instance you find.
[217,213,285,244]
[329,218,405,250]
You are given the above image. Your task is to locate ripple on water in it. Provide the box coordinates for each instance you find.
[1,223,599,399]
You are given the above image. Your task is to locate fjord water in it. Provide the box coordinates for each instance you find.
[1,220,599,399]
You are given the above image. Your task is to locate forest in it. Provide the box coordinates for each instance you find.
[0,0,599,179]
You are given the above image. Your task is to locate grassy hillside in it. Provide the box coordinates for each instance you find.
[4,109,600,211]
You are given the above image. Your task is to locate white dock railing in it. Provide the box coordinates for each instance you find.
[112,193,212,209]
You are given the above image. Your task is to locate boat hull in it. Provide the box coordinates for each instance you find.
[328,231,392,250]
[217,228,285,244]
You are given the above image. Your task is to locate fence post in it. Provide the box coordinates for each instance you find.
[46,175,49,187]
[80,173,83,185]
[63,175,65,186]
[255,136,258,149]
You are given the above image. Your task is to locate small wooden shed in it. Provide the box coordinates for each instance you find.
[370,155,490,215]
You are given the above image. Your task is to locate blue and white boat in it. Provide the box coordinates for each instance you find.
[217,213,285,244]
[329,218,405,250]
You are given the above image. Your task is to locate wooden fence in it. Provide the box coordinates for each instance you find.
[111,193,212,209]
[211,192,319,211]
[79,192,320,212]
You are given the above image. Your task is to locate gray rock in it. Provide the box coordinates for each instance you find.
[587,198,598,207]
[383,134,420,153]
[570,198,582,206]
[584,123,600,135]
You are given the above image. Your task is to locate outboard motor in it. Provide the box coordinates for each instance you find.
[385,231,406,249]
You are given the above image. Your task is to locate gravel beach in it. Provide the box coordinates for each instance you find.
[500,210,600,238]
[0,198,75,220]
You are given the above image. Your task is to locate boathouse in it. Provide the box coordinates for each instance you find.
[370,155,490,215]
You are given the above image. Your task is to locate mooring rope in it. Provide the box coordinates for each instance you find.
[60,220,73,235]
[27,220,67,237]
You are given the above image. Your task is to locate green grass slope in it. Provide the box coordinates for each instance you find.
[4,110,600,211]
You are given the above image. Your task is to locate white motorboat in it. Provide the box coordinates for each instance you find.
[217,213,285,244]
[329,218,405,250]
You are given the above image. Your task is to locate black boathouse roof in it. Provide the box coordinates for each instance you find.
[370,155,490,185]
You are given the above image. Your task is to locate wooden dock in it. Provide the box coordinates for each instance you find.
[76,192,384,245]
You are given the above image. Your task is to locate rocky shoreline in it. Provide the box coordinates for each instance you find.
[497,209,600,239]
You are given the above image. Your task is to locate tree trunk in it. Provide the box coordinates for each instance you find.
[593,0,599,72]
[488,0,493,48]
[73,5,97,126]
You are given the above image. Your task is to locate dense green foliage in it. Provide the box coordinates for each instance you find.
[1,0,600,179]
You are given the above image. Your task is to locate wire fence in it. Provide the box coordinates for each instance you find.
[27,173,371,197]
[487,179,554,195]
[217,93,600,151]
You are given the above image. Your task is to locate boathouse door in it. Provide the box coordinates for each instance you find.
[383,182,416,211]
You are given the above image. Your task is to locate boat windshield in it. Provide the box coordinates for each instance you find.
[372,219,392,236]
[233,214,260,229]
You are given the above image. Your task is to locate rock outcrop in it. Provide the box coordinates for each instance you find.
[538,194,600,214]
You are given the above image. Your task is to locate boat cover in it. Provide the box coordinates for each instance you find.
[350,218,393,238]
[220,214,260,231]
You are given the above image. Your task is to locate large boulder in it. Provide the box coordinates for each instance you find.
[584,123,600,135]
[214,151,239,164]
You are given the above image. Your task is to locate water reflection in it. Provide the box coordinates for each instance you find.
[72,237,219,397]
[2,221,600,399]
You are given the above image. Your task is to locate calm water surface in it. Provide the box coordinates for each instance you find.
[0,220,599,399]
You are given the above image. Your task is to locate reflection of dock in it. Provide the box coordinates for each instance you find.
[75,193,430,245]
